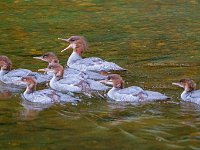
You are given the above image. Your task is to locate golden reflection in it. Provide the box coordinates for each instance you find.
[0,0,200,149]
[11,26,28,41]
[156,41,166,48]
[0,92,12,99]
[189,0,198,5]
[14,0,21,4]
[19,108,40,121]
[29,49,43,55]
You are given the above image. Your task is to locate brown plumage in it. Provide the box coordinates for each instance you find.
[179,78,196,92]
[21,76,37,92]
[41,52,59,63]
[0,55,12,71]
[48,63,64,79]
[67,36,88,54]
[108,74,124,89]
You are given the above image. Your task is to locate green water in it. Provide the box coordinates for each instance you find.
[0,0,200,149]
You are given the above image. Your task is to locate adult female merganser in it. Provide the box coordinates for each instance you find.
[172,79,200,105]
[33,52,107,80]
[0,56,51,87]
[58,36,126,72]
[38,63,109,93]
[20,76,78,104]
[105,74,169,102]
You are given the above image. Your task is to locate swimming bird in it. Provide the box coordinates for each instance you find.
[33,52,107,80]
[20,76,78,104]
[104,74,169,102]
[38,63,110,93]
[58,36,126,72]
[0,56,51,87]
[172,78,200,105]
[33,52,59,64]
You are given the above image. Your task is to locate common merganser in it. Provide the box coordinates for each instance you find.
[33,52,107,80]
[58,36,126,72]
[172,79,200,105]
[104,74,169,102]
[38,63,109,93]
[20,76,78,104]
[33,52,59,64]
[0,56,51,87]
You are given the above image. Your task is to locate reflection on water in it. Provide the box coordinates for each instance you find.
[0,0,200,149]
[18,100,53,121]
[0,83,22,99]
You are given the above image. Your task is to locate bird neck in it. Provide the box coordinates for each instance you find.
[107,87,120,98]
[67,51,82,66]
[52,71,63,81]
[108,87,119,93]
[25,83,36,94]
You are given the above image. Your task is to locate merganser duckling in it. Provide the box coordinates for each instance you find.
[33,52,107,80]
[0,56,51,87]
[58,36,126,72]
[172,79,200,105]
[20,76,78,104]
[38,63,109,93]
[105,74,169,102]
[33,52,59,64]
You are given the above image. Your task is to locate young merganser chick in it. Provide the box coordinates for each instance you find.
[38,63,109,93]
[105,74,169,102]
[58,36,126,72]
[33,52,107,80]
[20,76,78,104]
[172,79,200,105]
[0,56,51,87]
[33,52,59,64]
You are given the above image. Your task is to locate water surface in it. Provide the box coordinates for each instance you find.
[0,0,200,149]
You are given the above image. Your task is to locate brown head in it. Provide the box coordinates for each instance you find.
[59,36,88,55]
[172,78,196,92]
[21,76,37,92]
[0,56,12,71]
[108,74,124,89]
[21,76,37,85]
[38,63,64,79]
[48,63,64,79]
[33,52,59,63]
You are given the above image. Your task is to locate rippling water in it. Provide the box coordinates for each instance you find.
[0,0,200,149]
